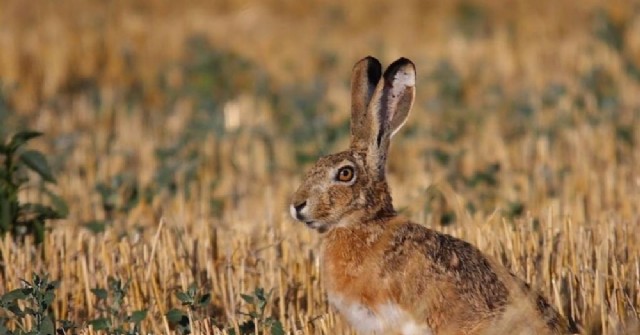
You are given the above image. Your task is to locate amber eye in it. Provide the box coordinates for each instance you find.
[336,166,355,182]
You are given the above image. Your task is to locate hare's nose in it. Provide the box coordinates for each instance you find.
[290,200,307,220]
[294,201,307,212]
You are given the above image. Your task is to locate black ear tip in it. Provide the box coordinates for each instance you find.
[383,57,415,80]
[363,55,379,62]
[363,56,382,85]
[392,57,414,67]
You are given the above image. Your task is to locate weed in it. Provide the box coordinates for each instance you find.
[0,1,639,334]
[0,273,72,335]
[593,8,625,52]
[94,173,141,218]
[0,131,67,244]
[166,282,213,335]
[88,277,147,335]
[229,288,284,335]
[582,66,618,110]
[431,60,464,108]
[455,1,489,39]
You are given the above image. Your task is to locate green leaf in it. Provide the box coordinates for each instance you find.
[91,288,108,300]
[20,150,56,183]
[83,220,107,234]
[39,315,55,335]
[187,283,197,297]
[8,131,42,150]
[33,220,45,243]
[197,293,211,306]
[1,288,28,303]
[255,287,266,300]
[89,318,111,331]
[257,298,267,312]
[270,320,285,335]
[240,293,254,304]
[129,309,148,323]
[42,290,55,307]
[176,291,192,304]
[20,286,34,296]
[166,308,188,324]
[0,196,11,232]
[46,280,60,291]
[44,189,68,218]
[7,303,25,317]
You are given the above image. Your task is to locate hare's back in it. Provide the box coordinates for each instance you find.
[384,221,510,311]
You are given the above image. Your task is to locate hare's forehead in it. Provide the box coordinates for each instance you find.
[307,152,361,176]
[315,151,360,167]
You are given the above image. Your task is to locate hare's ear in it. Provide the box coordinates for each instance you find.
[350,56,382,151]
[364,58,416,179]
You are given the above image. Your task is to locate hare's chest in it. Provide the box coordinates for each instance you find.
[327,293,433,335]
[321,229,432,334]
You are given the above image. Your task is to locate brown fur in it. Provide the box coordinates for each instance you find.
[290,56,577,334]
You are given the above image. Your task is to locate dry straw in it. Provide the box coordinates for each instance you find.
[0,0,639,334]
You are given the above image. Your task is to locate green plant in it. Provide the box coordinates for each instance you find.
[88,277,147,335]
[0,131,68,244]
[431,60,464,107]
[229,288,284,335]
[94,173,141,217]
[593,8,625,52]
[0,273,71,335]
[455,1,488,39]
[166,283,212,335]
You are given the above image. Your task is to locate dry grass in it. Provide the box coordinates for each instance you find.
[0,0,639,334]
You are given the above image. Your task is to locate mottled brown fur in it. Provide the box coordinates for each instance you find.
[290,56,576,334]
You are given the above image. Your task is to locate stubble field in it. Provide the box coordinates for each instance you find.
[0,0,639,334]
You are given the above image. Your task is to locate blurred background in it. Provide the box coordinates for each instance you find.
[0,0,639,333]
[1,0,639,226]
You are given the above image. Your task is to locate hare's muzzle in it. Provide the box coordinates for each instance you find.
[290,200,308,221]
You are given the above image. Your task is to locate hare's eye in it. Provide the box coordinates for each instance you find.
[336,166,355,182]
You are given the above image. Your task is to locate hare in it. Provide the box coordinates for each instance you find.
[289,56,577,335]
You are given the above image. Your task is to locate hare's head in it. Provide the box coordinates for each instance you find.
[290,56,416,233]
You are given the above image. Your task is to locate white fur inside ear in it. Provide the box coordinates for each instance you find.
[387,66,415,137]
[393,67,415,90]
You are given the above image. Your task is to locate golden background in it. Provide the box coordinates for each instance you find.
[0,0,638,333]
